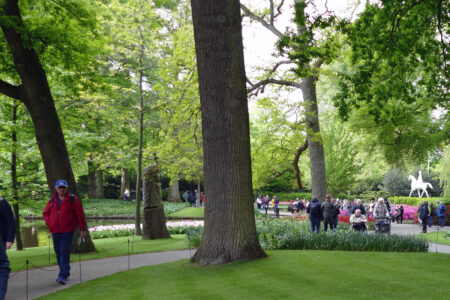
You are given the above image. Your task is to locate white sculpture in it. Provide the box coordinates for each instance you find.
[408,171,433,198]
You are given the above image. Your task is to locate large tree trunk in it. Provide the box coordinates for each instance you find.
[134,41,145,236]
[168,174,181,202]
[87,159,97,199]
[95,169,104,199]
[302,76,327,201]
[0,0,95,252]
[190,0,266,265]
[120,168,130,200]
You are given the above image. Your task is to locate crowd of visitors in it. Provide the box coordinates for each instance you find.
[182,189,205,207]
[255,194,447,234]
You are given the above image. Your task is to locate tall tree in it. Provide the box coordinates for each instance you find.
[242,0,340,201]
[0,0,96,252]
[334,0,449,166]
[190,0,266,265]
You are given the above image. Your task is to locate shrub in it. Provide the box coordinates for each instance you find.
[185,218,428,252]
[389,197,447,206]
[255,192,312,202]
[353,190,390,202]
[382,169,410,196]
[186,226,203,247]
[444,231,450,240]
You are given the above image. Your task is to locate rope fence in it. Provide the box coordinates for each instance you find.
[8,237,195,300]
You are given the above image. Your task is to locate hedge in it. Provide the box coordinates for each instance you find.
[254,192,312,202]
[389,196,448,206]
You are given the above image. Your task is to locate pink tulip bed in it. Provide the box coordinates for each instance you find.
[340,204,420,223]
[89,220,204,239]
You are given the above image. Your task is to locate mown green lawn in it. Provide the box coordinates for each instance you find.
[38,250,449,300]
[168,207,204,218]
[8,234,189,271]
[418,231,450,246]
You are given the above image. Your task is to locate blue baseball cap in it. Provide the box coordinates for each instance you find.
[55,179,68,187]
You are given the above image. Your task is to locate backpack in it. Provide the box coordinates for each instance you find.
[309,202,320,215]
[440,205,446,214]
[50,194,75,206]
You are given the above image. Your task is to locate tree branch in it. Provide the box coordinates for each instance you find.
[240,3,283,38]
[0,80,22,100]
[247,78,303,95]
[292,137,308,190]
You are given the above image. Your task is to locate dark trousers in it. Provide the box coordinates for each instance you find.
[439,216,445,227]
[0,243,10,300]
[352,222,367,231]
[428,215,434,227]
[396,215,403,224]
[421,218,427,233]
[310,217,321,233]
[52,232,74,279]
[323,221,333,232]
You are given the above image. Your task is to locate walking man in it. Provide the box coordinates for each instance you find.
[437,201,446,227]
[43,180,87,284]
[0,196,15,300]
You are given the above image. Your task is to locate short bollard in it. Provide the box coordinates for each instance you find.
[26,259,29,300]
[128,239,130,271]
[48,235,51,264]
[436,227,439,253]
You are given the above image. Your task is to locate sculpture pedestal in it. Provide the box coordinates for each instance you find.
[142,206,170,239]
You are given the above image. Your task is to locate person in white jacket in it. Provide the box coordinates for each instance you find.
[373,198,389,219]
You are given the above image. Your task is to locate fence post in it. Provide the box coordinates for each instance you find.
[26,259,29,300]
[436,227,439,253]
[48,235,51,264]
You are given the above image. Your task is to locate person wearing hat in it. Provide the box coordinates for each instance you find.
[0,196,15,300]
[43,180,87,284]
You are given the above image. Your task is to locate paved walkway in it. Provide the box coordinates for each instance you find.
[390,223,450,254]
[6,249,193,300]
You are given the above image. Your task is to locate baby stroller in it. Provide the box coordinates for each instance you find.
[374,217,391,234]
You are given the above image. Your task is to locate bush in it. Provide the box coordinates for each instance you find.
[444,231,450,240]
[383,169,410,196]
[256,219,427,252]
[389,197,447,206]
[255,192,312,202]
[351,190,390,202]
[184,218,428,252]
[186,226,203,247]
[350,177,384,195]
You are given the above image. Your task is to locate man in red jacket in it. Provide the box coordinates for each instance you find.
[43,179,87,284]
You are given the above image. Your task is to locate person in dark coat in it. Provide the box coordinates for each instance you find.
[437,201,446,227]
[428,202,435,228]
[332,199,340,231]
[395,204,404,224]
[419,201,429,233]
[350,199,366,215]
[322,195,335,232]
[0,196,15,300]
[307,197,323,233]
